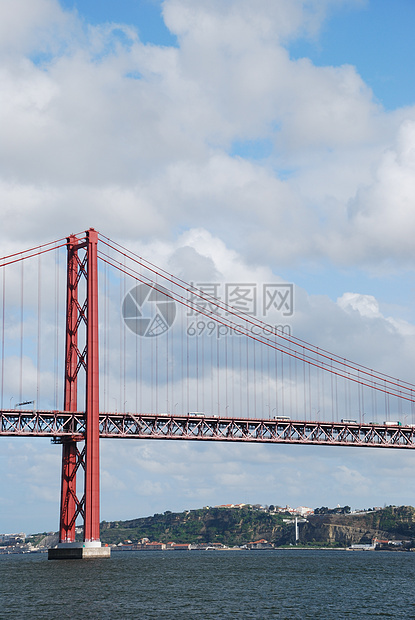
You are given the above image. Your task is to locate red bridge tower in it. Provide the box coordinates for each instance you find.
[49,229,110,559]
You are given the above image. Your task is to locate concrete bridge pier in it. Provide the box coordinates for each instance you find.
[48,541,110,560]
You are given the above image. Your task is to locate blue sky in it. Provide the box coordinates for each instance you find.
[60,0,177,45]
[1,0,415,534]
[291,0,415,110]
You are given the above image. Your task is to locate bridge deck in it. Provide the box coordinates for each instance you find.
[1,410,414,449]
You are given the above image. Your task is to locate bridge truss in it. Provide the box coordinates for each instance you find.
[2,228,415,557]
[2,410,415,449]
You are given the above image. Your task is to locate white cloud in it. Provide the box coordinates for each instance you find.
[0,0,73,56]
[338,292,415,338]
[163,0,365,47]
[0,0,413,272]
[338,292,382,318]
[346,119,415,264]
[333,464,370,493]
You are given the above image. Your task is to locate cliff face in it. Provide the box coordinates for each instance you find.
[97,506,415,547]
[292,507,415,546]
[297,520,391,546]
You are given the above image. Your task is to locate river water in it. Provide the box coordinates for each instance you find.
[1,549,415,619]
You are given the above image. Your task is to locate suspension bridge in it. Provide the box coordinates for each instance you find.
[1,228,414,558]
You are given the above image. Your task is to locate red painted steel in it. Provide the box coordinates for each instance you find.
[59,234,79,543]
[84,229,101,542]
[59,440,78,542]
[57,229,102,545]
[2,409,415,448]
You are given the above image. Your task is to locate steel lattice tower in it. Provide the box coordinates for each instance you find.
[49,228,109,559]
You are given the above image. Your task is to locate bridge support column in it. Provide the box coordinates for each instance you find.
[49,229,109,560]
[58,234,79,545]
[84,228,101,544]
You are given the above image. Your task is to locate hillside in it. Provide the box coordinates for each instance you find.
[100,507,288,546]
[99,505,415,547]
